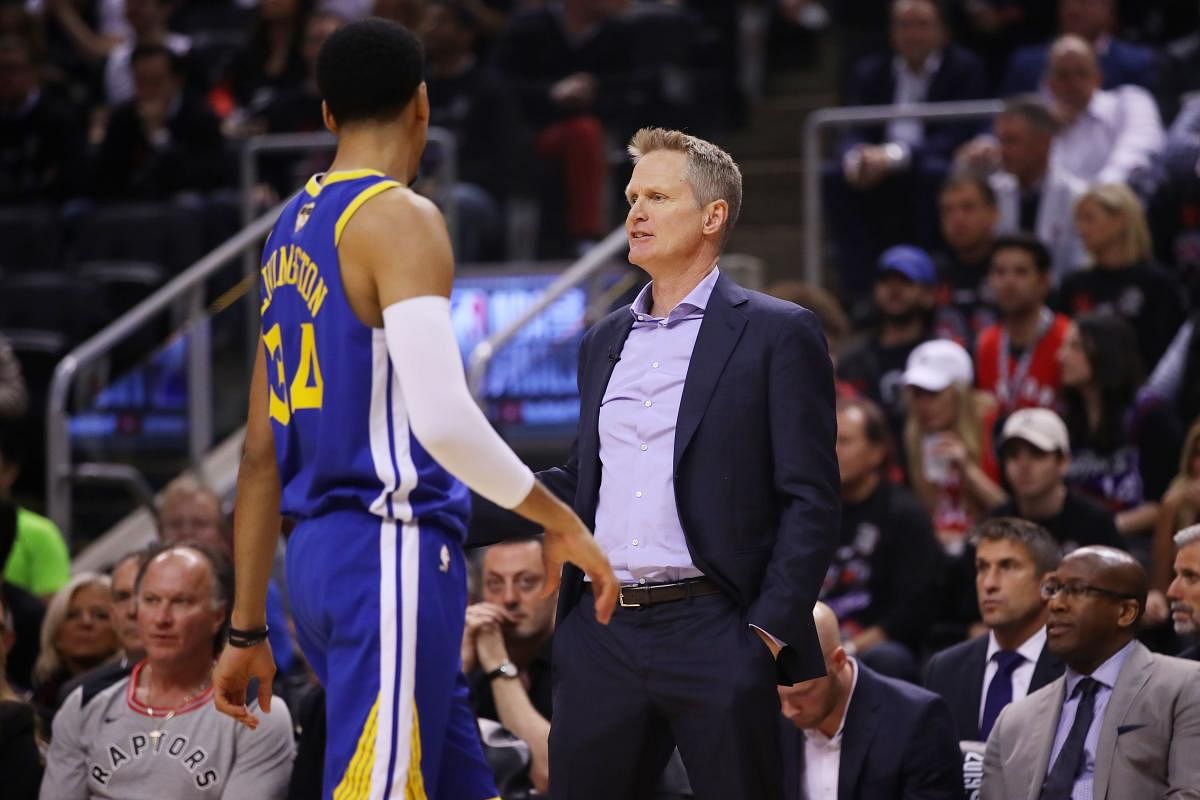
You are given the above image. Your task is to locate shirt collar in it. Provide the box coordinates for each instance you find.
[892,51,943,80]
[1064,640,1135,695]
[806,658,859,748]
[986,625,1047,664]
[629,265,721,323]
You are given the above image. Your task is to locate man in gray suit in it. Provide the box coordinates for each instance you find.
[981,546,1200,800]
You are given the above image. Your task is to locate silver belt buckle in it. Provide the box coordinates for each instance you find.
[618,587,641,608]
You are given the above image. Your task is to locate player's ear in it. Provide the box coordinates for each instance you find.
[415,82,430,125]
[322,101,338,134]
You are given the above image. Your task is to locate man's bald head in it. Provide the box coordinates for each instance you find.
[1046,35,1100,119]
[813,601,842,656]
[1065,546,1149,611]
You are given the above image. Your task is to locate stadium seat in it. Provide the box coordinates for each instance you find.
[72,203,207,273]
[0,205,62,271]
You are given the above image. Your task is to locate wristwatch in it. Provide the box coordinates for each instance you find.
[486,660,519,681]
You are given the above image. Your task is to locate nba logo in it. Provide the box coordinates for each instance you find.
[295,203,315,233]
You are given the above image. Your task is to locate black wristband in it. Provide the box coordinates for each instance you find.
[227,625,270,648]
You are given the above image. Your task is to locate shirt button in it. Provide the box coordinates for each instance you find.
[638,578,647,585]
[637,315,644,321]
[658,321,666,327]
[631,538,639,546]
[640,443,648,451]
[644,400,652,407]
[651,361,660,368]
[634,490,643,498]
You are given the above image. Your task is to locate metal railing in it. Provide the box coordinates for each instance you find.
[466,226,629,402]
[802,99,1005,285]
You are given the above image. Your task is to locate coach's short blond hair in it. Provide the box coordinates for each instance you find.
[627,127,743,249]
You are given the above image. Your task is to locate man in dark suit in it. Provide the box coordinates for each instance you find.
[541,127,839,800]
[827,0,989,301]
[1167,523,1200,661]
[925,518,1065,743]
[779,602,964,800]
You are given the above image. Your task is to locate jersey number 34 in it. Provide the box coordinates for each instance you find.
[263,322,324,424]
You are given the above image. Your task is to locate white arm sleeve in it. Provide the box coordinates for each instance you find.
[383,296,535,509]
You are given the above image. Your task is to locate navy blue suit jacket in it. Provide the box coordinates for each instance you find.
[1003,38,1157,95]
[781,662,965,800]
[841,43,989,167]
[539,272,840,683]
[923,633,1064,743]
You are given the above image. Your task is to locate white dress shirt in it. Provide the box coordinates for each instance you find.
[1046,641,1135,800]
[1050,85,1164,185]
[803,659,860,800]
[887,53,942,149]
[978,626,1047,730]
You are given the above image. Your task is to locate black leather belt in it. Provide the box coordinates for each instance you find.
[583,577,721,608]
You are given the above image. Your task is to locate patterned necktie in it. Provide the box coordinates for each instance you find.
[979,649,1025,740]
[1040,677,1101,800]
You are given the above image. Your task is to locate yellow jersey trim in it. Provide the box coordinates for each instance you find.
[305,168,388,198]
[334,180,403,246]
[332,694,379,800]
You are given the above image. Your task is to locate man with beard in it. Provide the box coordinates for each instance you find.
[1166,523,1200,660]
[982,547,1200,799]
[838,245,936,454]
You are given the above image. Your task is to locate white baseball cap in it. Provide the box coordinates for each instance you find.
[1001,407,1071,455]
[903,339,974,392]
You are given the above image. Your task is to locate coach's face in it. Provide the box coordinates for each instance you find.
[1167,542,1200,637]
[625,150,710,275]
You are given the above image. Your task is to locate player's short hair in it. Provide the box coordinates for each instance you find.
[316,17,424,126]
[627,127,743,249]
[990,231,1052,274]
[971,517,1061,576]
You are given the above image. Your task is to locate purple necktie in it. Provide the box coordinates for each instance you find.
[979,650,1024,740]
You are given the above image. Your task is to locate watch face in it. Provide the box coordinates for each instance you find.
[499,662,518,678]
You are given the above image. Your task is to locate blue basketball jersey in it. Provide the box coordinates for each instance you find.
[258,169,470,539]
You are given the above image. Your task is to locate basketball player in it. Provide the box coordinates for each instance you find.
[211,19,618,799]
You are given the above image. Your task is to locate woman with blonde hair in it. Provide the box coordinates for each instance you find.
[1058,182,1186,368]
[30,572,118,720]
[1152,418,1200,593]
[901,339,1006,556]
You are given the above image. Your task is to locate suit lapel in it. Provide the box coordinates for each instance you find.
[578,313,633,521]
[1093,643,1153,800]
[838,665,882,800]
[673,275,747,470]
[963,636,988,736]
[1021,679,1066,800]
[1030,646,1064,693]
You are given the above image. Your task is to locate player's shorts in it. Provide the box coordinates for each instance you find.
[287,508,498,800]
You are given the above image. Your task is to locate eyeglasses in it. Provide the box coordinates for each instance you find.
[1040,580,1138,602]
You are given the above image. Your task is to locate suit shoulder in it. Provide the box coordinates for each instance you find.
[864,663,947,713]
[742,289,823,331]
[945,42,985,71]
[1148,652,1200,684]
[929,634,988,670]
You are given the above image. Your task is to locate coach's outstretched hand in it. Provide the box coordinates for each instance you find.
[514,481,618,624]
[212,638,277,730]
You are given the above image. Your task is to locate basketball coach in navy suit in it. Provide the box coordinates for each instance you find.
[779,603,964,800]
[539,127,839,800]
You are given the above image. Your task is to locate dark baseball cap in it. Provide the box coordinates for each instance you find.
[877,245,937,286]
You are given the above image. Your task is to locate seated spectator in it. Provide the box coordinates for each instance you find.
[960,95,1087,283]
[931,173,999,349]
[0,34,85,203]
[987,408,1122,552]
[0,424,70,602]
[1044,35,1163,187]
[102,0,190,106]
[31,572,118,722]
[945,0,1056,89]
[1167,524,1200,661]
[0,589,42,800]
[420,0,528,261]
[40,544,295,799]
[490,0,623,251]
[1058,183,1186,369]
[0,335,29,420]
[826,0,988,300]
[903,339,1005,557]
[837,246,937,452]
[91,44,228,200]
[1002,0,1156,94]
[1058,314,1182,542]
[981,547,1200,799]
[55,547,151,705]
[463,537,554,796]
[224,0,310,113]
[1152,420,1200,598]
[159,476,297,680]
[974,234,1071,415]
[777,602,963,800]
[1158,25,1200,124]
[925,518,1064,743]
[821,397,940,682]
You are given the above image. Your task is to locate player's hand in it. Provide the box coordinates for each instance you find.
[212,641,276,730]
[541,517,619,625]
